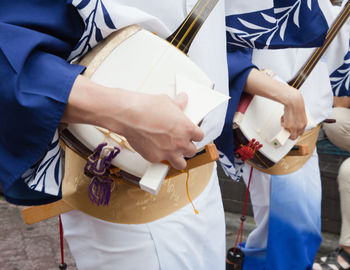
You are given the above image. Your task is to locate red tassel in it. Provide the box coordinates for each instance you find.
[235,138,263,161]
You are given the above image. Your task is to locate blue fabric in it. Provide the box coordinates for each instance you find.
[266,173,322,270]
[215,46,255,168]
[241,246,266,270]
[226,0,328,50]
[0,0,85,204]
[5,177,63,206]
[242,156,322,270]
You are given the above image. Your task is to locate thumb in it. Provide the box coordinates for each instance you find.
[174,92,188,111]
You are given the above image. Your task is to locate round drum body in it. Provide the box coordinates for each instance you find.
[64,25,215,192]
[233,72,314,169]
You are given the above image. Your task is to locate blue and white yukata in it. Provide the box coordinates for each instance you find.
[216,1,350,269]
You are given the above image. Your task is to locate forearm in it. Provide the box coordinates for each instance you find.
[243,69,299,107]
[62,75,203,170]
[243,68,307,139]
[62,75,131,135]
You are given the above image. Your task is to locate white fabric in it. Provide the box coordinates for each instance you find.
[225,0,274,16]
[242,168,271,249]
[62,165,226,270]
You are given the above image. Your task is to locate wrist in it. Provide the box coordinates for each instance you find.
[100,89,143,136]
[279,85,301,107]
[244,69,299,106]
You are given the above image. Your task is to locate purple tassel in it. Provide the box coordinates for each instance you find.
[85,143,120,206]
[88,176,114,206]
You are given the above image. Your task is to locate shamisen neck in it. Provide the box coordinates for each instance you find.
[289,0,350,89]
[166,0,218,54]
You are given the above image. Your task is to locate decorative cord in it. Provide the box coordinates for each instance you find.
[58,215,67,270]
[184,170,199,215]
[232,166,253,255]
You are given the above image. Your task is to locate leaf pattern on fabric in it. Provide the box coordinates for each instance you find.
[330,41,350,96]
[218,150,244,182]
[226,0,319,49]
[76,0,90,10]
[100,0,116,29]
[21,131,62,195]
[69,0,117,61]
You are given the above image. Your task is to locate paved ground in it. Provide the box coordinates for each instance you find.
[0,198,77,270]
[0,198,339,270]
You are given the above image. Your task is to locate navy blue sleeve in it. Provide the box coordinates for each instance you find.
[0,1,85,193]
[215,44,256,167]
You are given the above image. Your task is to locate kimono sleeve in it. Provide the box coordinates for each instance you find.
[0,1,85,195]
[324,1,350,97]
[215,43,256,178]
